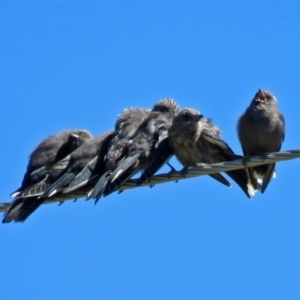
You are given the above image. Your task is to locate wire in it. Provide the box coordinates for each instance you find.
[1,148,300,213]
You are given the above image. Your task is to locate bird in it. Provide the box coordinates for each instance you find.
[11,129,93,198]
[3,131,112,223]
[237,89,285,193]
[101,98,180,198]
[167,108,256,198]
[40,131,115,199]
[87,107,151,201]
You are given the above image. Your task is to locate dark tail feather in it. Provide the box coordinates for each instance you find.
[261,163,276,193]
[137,153,173,186]
[109,154,140,183]
[2,198,24,223]
[137,137,173,185]
[104,167,140,197]
[42,173,75,199]
[246,167,259,191]
[2,196,43,223]
[225,169,256,198]
[209,173,231,187]
[87,171,111,203]
[103,154,141,197]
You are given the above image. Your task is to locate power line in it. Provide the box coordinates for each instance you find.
[1,148,299,213]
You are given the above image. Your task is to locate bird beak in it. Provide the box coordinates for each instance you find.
[70,133,79,139]
[256,89,266,101]
[193,114,203,121]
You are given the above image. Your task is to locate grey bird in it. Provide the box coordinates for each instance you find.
[11,129,93,198]
[41,131,114,199]
[101,98,181,198]
[168,108,256,198]
[3,131,112,223]
[238,89,285,193]
[87,107,151,201]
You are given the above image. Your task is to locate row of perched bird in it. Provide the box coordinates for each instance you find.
[2,89,285,223]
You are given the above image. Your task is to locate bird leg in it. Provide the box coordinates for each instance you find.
[260,153,269,162]
[167,162,177,173]
[180,166,189,179]
[242,155,251,167]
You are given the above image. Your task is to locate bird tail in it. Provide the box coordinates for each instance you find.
[209,173,231,187]
[260,163,276,193]
[87,171,111,204]
[225,169,257,198]
[103,155,141,197]
[138,138,173,185]
[2,196,44,223]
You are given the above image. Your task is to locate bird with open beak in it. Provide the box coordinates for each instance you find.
[238,89,285,193]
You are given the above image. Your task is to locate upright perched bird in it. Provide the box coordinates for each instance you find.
[238,89,285,193]
[87,107,151,201]
[11,129,93,198]
[168,108,256,198]
[101,98,180,198]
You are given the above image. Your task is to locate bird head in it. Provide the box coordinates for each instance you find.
[252,89,277,108]
[69,130,93,150]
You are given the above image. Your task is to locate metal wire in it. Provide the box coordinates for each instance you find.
[1,148,300,213]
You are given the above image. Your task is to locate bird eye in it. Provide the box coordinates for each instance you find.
[183,113,191,121]
[160,107,169,113]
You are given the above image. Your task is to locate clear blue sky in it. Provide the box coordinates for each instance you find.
[1,1,300,299]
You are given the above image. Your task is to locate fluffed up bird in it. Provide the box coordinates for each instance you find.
[87,107,151,201]
[11,129,93,198]
[100,98,180,199]
[2,129,93,223]
[237,89,285,193]
[167,108,256,198]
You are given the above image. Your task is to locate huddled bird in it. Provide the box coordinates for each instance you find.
[3,129,93,223]
[238,89,285,193]
[87,107,151,202]
[98,98,180,199]
[40,131,115,200]
[11,130,93,198]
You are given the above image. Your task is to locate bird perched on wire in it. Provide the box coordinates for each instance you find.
[87,107,151,201]
[99,98,180,200]
[40,131,115,198]
[3,131,113,223]
[3,129,94,223]
[166,108,256,198]
[10,129,93,198]
[237,89,285,193]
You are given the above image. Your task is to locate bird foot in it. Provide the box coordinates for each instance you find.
[260,153,269,162]
[167,162,177,173]
[73,198,77,203]
[167,164,177,180]
[242,156,251,167]
[180,166,189,179]
[58,201,64,206]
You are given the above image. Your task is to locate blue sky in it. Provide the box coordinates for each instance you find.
[1,1,300,299]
